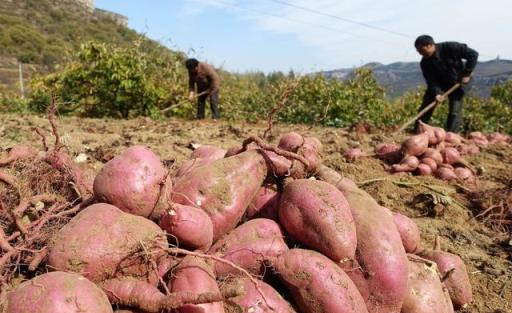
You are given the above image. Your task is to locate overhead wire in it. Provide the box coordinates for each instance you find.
[203,0,410,48]
[268,0,412,39]
[267,0,496,59]
[189,0,497,60]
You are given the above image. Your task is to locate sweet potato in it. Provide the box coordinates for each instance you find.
[271,248,368,313]
[220,276,297,313]
[421,148,443,165]
[421,239,473,308]
[246,184,281,220]
[190,145,227,161]
[170,256,224,313]
[315,164,343,186]
[301,136,322,174]
[420,157,438,171]
[392,212,421,253]
[159,203,214,251]
[414,163,432,176]
[391,156,419,173]
[278,132,304,152]
[4,271,113,313]
[417,121,445,146]
[401,256,454,313]
[209,218,288,277]
[175,158,211,178]
[401,132,429,158]
[93,145,171,219]
[0,145,38,166]
[454,167,474,182]
[375,143,402,164]
[434,167,457,181]
[172,150,268,241]
[279,179,356,262]
[48,203,171,285]
[334,178,409,313]
[277,133,322,175]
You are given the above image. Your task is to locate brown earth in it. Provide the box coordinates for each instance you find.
[0,113,511,313]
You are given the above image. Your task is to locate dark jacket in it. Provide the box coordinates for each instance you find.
[188,62,220,94]
[420,41,478,95]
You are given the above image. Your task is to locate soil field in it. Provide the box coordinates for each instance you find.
[1,113,511,313]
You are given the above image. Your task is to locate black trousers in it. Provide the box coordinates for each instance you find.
[415,85,467,133]
[197,90,220,120]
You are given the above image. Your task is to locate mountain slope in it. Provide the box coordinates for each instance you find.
[0,0,138,65]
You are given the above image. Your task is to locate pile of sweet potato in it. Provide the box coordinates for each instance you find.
[0,129,474,313]
[371,122,510,182]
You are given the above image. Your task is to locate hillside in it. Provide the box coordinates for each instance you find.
[0,0,177,92]
[0,0,137,65]
[323,59,512,98]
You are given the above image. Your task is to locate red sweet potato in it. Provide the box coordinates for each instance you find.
[401,256,454,313]
[93,145,171,219]
[279,179,356,262]
[271,248,368,313]
[316,164,343,186]
[392,212,421,253]
[0,145,38,166]
[159,203,214,251]
[278,132,304,152]
[170,256,224,313]
[375,143,402,164]
[48,203,170,285]
[208,218,288,277]
[301,136,322,174]
[421,148,443,165]
[454,167,474,182]
[414,163,432,176]
[401,132,429,158]
[246,184,281,220]
[420,157,438,171]
[190,145,227,161]
[220,276,297,313]
[277,133,322,175]
[421,239,473,308]
[172,150,268,241]
[4,271,113,313]
[391,155,419,173]
[417,121,446,146]
[175,158,211,178]
[335,178,409,313]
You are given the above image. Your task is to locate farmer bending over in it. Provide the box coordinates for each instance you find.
[414,35,478,133]
[185,58,221,120]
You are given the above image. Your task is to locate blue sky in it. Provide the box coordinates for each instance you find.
[96,0,511,73]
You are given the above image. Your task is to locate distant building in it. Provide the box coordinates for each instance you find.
[94,8,128,26]
[76,0,94,12]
